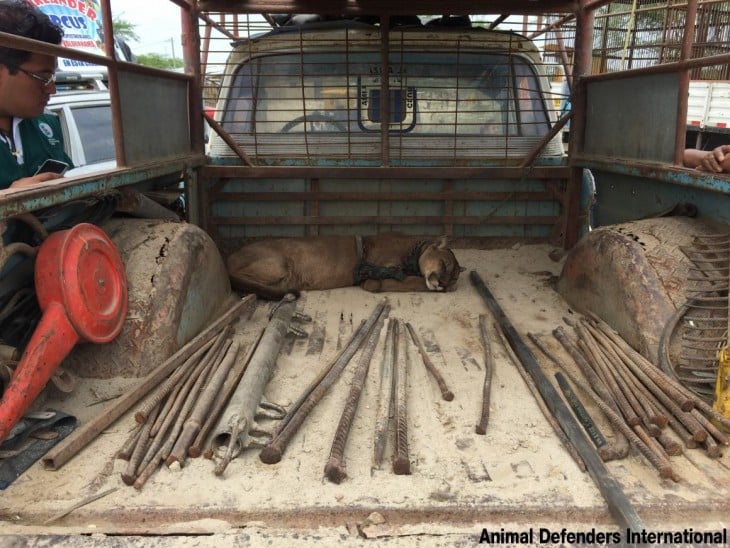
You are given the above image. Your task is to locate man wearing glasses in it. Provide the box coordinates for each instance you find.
[0,0,72,189]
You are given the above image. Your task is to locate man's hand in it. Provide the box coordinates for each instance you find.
[697,144,730,173]
[7,172,64,189]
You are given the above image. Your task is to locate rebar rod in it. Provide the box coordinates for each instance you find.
[167,340,241,467]
[373,319,397,470]
[405,322,454,401]
[393,319,411,475]
[475,315,495,435]
[260,300,389,465]
[324,315,385,483]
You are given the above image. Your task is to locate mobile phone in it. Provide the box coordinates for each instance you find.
[34,159,69,175]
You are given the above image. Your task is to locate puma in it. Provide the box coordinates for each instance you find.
[226,233,465,300]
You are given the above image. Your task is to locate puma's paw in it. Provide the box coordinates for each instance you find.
[361,279,383,292]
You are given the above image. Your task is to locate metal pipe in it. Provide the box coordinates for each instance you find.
[213,299,299,474]
[555,372,607,450]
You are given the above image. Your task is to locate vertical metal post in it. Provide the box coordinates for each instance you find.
[379,14,391,166]
[181,3,205,228]
[563,1,595,248]
[674,0,698,166]
[99,0,126,167]
[182,3,205,156]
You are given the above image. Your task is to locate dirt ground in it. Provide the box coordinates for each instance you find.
[2,243,730,546]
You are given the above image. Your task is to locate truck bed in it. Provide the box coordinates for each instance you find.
[2,244,730,545]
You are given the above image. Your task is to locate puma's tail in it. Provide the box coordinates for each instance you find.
[229,274,301,301]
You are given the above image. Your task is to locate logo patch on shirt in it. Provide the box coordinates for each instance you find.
[38,121,61,146]
[39,122,54,139]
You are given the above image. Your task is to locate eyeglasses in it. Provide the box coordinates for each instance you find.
[17,68,56,87]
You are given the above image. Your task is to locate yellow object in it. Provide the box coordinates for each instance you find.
[713,346,730,420]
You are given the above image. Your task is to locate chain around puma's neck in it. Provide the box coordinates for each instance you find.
[402,240,427,276]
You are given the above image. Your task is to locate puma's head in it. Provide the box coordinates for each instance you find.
[418,236,466,291]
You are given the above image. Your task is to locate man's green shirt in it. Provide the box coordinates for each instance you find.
[0,114,73,189]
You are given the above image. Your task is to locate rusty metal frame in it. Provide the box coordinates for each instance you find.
[0,1,204,218]
[199,165,567,242]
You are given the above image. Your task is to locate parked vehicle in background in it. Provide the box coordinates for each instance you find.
[686,80,730,149]
[46,88,116,176]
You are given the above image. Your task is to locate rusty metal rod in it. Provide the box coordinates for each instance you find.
[393,319,411,475]
[135,345,218,478]
[582,323,669,429]
[121,405,159,486]
[42,295,256,470]
[150,375,185,439]
[588,316,695,412]
[703,432,722,458]
[632,424,679,482]
[260,300,389,464]
[134,331,224,424]
[585,322,707,441]
[148,329,230,435]
[373,319,397,470]
[538,331,628,462]
[162,340,230,463]
[324,315,385,484]
[476,315,495,435]
[273,321,365,440]
[561,364,678,482]
[577,323,648,423]
[188,331,262,458]
[167,340,241,467]
[511,332,586,472]
[577,334,640,427]
[690,408,730,446]
[133,443,166,491]
[666,414,699,449]
[555,372,606,450]
[656,431,683,457]
[469,271,645,531]
[117,423,144,462]
[136,338,230,478]
[597,340,666,432]
[405,322,454,401]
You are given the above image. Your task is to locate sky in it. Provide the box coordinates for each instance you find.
[110,0,185,61]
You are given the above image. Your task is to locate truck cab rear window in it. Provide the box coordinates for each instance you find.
[222,52,550,137]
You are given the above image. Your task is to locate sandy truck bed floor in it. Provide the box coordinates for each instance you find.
[2,244,730,545]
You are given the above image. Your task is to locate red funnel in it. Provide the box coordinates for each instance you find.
[0,223,127,444]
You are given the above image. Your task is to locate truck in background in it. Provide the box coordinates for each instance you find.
[687,80,730,149]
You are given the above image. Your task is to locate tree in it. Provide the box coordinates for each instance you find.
[112,15,139,43]
[136,53,184,70]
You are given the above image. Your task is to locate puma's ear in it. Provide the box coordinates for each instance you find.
[436,235,450,249]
